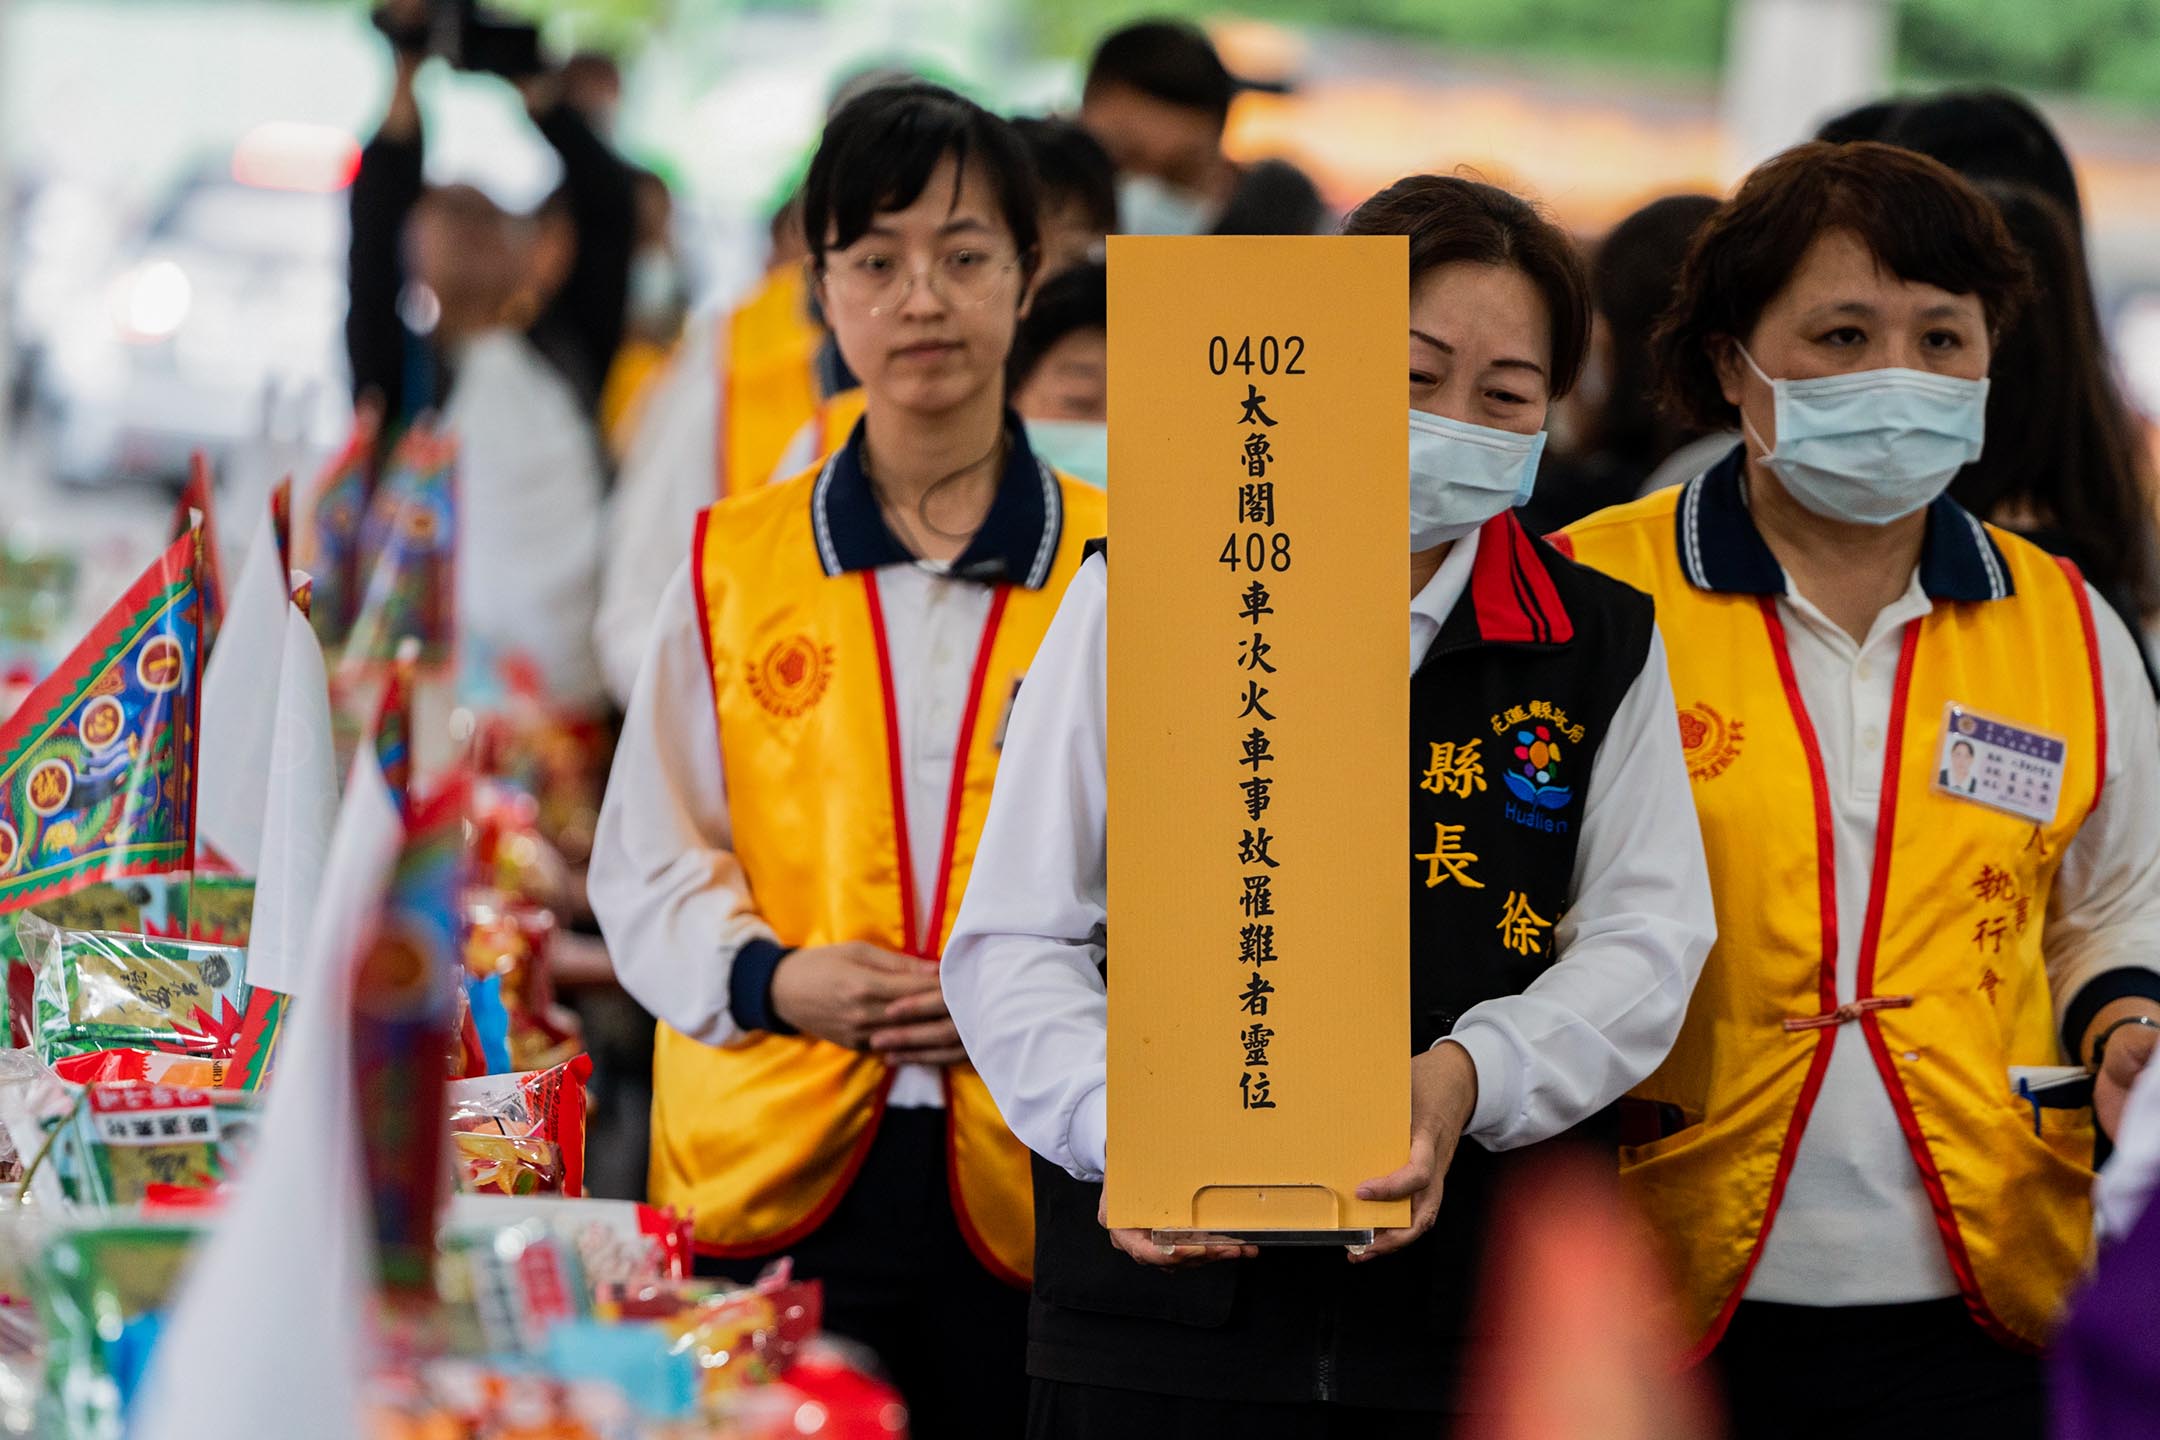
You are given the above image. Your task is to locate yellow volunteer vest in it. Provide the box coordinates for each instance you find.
[716,266,824,499]
[1563,485,2106,1355]
[654,456,1107,1283]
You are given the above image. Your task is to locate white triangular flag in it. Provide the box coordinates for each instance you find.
[196,482,338,993]
[132,739,403,1440]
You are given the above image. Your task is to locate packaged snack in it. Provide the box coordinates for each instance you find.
[31,1221,203,1440]
[448,1055,593,1199]
[433,1218,591,1359]
[46,1084,264,1207]
[454,1133,566,1197]
[462,889,581,1073]
[18,915,260,1066]
[442,1196,691,1289]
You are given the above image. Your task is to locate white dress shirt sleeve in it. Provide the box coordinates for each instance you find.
[2041,583,2160,1043]
[1444,624,1719,1150]
[447,333,609,711]
[768,415,824,486]
[596,319,720,708]
[944,556,1113,1181]
[587,562,779,1046]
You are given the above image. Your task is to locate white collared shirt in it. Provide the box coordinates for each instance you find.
[587,559,993,1109]
[941,532,1718,1182]
[1746,567,2160,1305]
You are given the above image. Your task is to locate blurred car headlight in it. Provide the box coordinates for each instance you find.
[109,260,192,343]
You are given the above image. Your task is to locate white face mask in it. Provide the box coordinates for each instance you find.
[1738,345,1988,526]
[1025,417,1108,488]
[1116,173,1215,236]
[1408,409,1545,550]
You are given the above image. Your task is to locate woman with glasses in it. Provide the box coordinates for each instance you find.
[587,82,1106,1435]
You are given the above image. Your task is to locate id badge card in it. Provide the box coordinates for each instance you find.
[1934,705,2065,825]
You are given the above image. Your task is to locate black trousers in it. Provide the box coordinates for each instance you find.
[697,1108,1028,1439]
[1712,1298,2044,1440]
[1027,1381,1448,1439]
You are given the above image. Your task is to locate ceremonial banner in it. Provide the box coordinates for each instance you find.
[1106,235,1410,1236]
[346,425,458,669]
[303,413,378,652]
[173,451,227,654]
[0,532,202,915]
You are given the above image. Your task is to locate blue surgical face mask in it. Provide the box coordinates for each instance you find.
[1025,417,1109,488]
[1408,409,1545,551]
[1116,173,1216,237]
[1739,345,1988,526]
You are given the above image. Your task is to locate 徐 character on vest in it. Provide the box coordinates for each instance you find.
[587,82,1108,1436]
[941,174,1718,1437]
[1558,141,2160,1440]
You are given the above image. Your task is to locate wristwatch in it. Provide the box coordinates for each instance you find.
[2089,1013,2160,1072]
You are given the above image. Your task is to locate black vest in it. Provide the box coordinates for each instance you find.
[1031,517,1655,1409]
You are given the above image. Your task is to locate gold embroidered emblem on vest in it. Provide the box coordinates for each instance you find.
[1677,700,1745,782]
[745,635,835,718]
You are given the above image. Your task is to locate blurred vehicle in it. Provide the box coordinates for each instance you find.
[39,122,358,488]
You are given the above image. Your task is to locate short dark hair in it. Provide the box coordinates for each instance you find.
[1341,174,1592,399]
[1084,20,1236,127]
[1013,117,1119,236]
[1010,262,1106,391]
[1816,89,2082,231]
[1594,193,1720,465]
[802,82,1040,281]
[1654,141,2031,434]
[1952,739,1975,757]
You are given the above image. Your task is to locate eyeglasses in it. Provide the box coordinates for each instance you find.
[822,246,1020,317]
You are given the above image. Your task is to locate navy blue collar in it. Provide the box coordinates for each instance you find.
[1675,444,2013,602]
[810,411,1064,589]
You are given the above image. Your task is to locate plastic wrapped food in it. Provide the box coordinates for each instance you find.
[433,1218,591,1359]
[448,1055,593,1198]
[462,890,581,1073]
[18,916,263,1066]
[454,1133,566,1197]
[46,1084,263,1208]
[30,1221,202,1440]
[442,1196,691,1289]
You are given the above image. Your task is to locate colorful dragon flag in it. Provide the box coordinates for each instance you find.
[0,531,202,915]
[172,451,227,655]
[304,410,380,653]
[344,424,457,671]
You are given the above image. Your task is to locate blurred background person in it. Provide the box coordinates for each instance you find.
[407,182,606,715]
[1009,260,1106,486]
[1013,116,1119,277]
[1818,91,2160,672]
[348,0,636,429]
[599,167,692,464]
[1080,18,1325,236]
[1527,192,1721,531]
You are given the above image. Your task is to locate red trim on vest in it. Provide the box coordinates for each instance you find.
[1687,597,1848,1364]
[942,1069,1031,1289]
[2057,556,2107,815]
[861,573,920,954]
[924,587,1011,958]
[1470,512,1574,645]
[691,1072,898,1260]
[1851,621,2029,1351]
[689,507,720,731]
[1545,530,1576,561]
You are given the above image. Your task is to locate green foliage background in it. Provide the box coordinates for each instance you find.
[460,0,2160,109]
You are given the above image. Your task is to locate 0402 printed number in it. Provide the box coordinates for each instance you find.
[1208,335,1306,376]
[1219,533,1293,571]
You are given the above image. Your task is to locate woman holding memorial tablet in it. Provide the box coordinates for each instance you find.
[1558,140,2160,1440]
[943,174,1716,1436]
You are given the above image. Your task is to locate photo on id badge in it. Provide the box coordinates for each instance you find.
[1932,704,2065,826]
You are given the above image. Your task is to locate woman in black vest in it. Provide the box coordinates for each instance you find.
[943,175,1718,1436]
